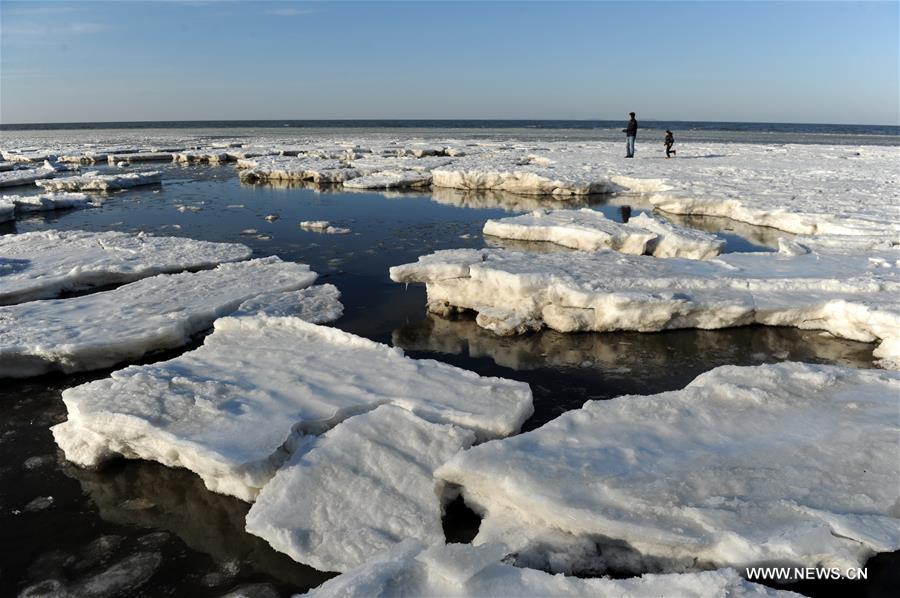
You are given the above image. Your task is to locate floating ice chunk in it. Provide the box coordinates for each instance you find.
[432,154,620,196]
[106,152,173,163]
[343,170,432,189]
[483,209,656,254]
[299,221,351,234]
[239,156,361,184]
[232,284,343,322]
[3,192,93,213]
[303,539,795,597]
[390,248,900,365]
[173,150,232,164]
[0,229,252,305]
[246,405,476,572]
[438,363,900,574]
[0,161,15,172]
[52,316,532,500]
[36,171,162,192]
[626,212,725,258]
[1,257,314,377]
[0,167,58,188]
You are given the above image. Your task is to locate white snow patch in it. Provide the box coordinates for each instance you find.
[2,192,93,214]
[232,284,343,322]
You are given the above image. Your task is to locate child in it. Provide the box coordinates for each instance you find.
[664,130,676,158]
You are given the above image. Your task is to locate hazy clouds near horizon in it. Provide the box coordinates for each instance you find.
[1,1,898,126]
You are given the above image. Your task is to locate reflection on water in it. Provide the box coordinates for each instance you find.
[660,211,790,250]
[394,313,876,429]
[429,187,608,213]
[65,461,335,590]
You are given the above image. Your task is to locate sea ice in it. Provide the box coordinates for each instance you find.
[0,167,58,188]
[2,192,93,214]
[173,150,232,164]
[0,229,252,305]
[437,363,900,574]
[52,316,532,500]
[239,156,361,184]
[626,211,725,258]
[431,153,621,196]
[299,221,351,234]
[106,151,173,163]
[1,257,315,377]
[343,170,432,189]
[0,198,14,222]
[231,284,344,322]
[36,171,162,192]
[389,248,900,365]
[246,405,476,572]
[483,208,657,255]
[303,540,796,597]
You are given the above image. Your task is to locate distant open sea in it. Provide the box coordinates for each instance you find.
[2,119,898,146]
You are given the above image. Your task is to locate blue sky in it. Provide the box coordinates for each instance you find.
[1,1,898,124]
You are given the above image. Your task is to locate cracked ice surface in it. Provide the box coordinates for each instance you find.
[0,230,252,305]
[437,363,900,575]
[2,192,94,215]
[52,316,532,500]
[303,539,797,597]
[246,405,476,572]
[389,248,900,366]
[1,257,315,377]
[483,208,724,258]
[36,171,162,191]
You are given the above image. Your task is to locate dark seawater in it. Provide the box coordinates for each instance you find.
[1,164,896,597]
[2,120,898,146]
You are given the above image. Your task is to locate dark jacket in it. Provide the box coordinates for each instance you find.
[665,132,674,145]
[626,118,638,137]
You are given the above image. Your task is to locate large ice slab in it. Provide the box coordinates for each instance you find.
[343,170,432,189]
[238,156,361,184]
[432,153,620,196]
[106,151,173,163]
[246,405,475,572]
[0,230,252,305]
[1,257,315,377]
[389,248,900,365]
[36,171,161,191]
[303,540,795,597]
[437,363,900,574]
[0,167,57,188]
[2,192,93,214]
[52,316,532,500]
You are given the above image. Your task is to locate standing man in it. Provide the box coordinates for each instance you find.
[623,112,638,158]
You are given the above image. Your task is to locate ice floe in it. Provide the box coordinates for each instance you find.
[1,257,314,377]
[36,171,162,192]
[437,363,900,575]
[389,248,900,365]
[0,166,59,188]
[106,151,173,163]
[0,229,252,305]
[239,156,361,184]
[53,316,532,500]
[343,170,432,189]
[2,192,93,214]
[246,405,476,572]
[299,221,351,234]
[303,539,796,597]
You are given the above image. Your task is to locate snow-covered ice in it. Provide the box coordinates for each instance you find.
[173,150,232,164]
[106,151,173,163]
[299,221,351,234]
[389,248,900,365]
[432,153,621,196]
[1,257,315,377]
[231,284,344,322]
[2,192,93,214]
[239,156,361,184]
[52,316,532,500]
[0,229,252,305]
[303,540,796,597]
[343,170,432,189]
[246,405,475,572]
[437,363,900,574]
[627,211,725,258]
[0,167,58,188]
[36,171,162,191]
